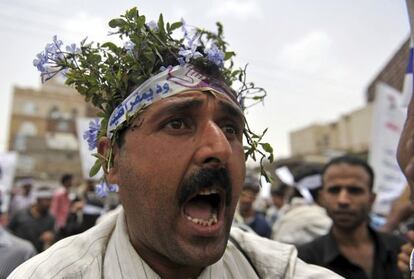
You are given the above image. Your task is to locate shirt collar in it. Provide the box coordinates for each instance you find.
[322,226,392,264]
[105,208,224,278]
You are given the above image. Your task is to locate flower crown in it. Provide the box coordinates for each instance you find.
[33,7,274,193]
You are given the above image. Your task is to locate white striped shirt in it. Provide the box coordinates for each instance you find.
[9,208,342,278]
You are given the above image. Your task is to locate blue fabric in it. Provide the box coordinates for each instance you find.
[247,213,272,238]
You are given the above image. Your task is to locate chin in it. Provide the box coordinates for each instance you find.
[173,236,228,267]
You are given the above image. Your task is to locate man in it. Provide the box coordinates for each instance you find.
[8,187,55,252]
[10,8,341,278]
[298,156,405,279]
[9,178,34,215]
[50,173,72,230]
[0,191,36,278]
[266,183,287,226]
[237,176,272,238]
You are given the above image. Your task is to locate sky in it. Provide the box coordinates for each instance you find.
[0,0,411,159]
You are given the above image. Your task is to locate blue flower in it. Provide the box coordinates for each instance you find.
[206,43,224,67]
[53,35,63,48]
[95,180,119,197]
[66,43,80,54]
[33,52,47,72]
[181,18,188,36]
[146,20,158,31]
[83,118,101,150]
[33,35,71,81]
[177,57,185,66]
[124,41,135,54]
[178,42,203,64]
[178,20,204,64]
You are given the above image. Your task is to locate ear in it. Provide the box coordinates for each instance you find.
[97,137,120,185]
[318,189,327,208]
[369,192,376,207]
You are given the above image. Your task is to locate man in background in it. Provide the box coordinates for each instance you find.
[50,173,73,230]
[266,183,287,227]
[237,176,272,238]
[298,156,405,279]
[0,190,36,278]
[9,178,34,215]
[8,187,55,252]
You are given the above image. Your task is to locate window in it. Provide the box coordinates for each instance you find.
[18,121,38,136]
[22,102,37,115]
[49,106,60,119]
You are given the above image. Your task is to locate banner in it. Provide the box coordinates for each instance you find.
[0,152,18,213]
[402,0,414,106]
[76,118,103,180]
[369,83,407,215]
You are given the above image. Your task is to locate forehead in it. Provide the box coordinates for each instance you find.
[141,90,244,119]
[323,163,370,186]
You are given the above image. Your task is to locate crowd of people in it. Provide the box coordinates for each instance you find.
[0,173,118,277]
[0,5,413,279]
[1,154,413,278]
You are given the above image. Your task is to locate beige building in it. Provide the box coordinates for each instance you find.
[290,104,373,158]
[289,38,409,159]
[8,77,97,184]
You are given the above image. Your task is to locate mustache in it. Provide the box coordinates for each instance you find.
[332,209,355,215]
[178,168,232,207]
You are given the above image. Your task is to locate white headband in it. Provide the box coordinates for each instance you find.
[107,64,237,138]
[33,190,53,199]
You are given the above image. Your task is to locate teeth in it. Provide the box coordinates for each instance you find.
[198,188,219,195]
[186,213,218,227]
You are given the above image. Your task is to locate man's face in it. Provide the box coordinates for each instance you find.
[271,195,284,209]
[107,91,246,268]
[37,197,52,215]
[23,184,32,195]
[238,188,258,214]
[321,163,375,231]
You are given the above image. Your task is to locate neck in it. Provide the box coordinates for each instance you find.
[31,205,41,218]
[240,207,255,219]
[133,239,203,279]
[332,222,371,246]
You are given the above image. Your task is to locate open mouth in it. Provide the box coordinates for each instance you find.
[182,188,224,227]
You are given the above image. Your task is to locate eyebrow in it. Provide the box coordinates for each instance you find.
[218,100,245,125]
[150,99,205,120]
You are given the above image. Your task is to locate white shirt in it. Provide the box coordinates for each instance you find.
[9,208,342,278]
[272,198,332,246]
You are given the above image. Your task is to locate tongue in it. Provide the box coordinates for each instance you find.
[184,197,213,220]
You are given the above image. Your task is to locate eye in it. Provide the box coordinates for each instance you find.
[326,186,340,194]
[161,118,193,135]
[222,124,237,135]
[165,119,187,130]
[347,186,364,195]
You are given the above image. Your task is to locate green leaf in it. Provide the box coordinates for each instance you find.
[125,7,138,20]
[89,159,102,177]
[224,51,235,60]
[260,143,273,153]
[102,42,119,53]
[89,54,102,63]
[170,21,183,31]
[109,18,127,28]
[137,15,146,29]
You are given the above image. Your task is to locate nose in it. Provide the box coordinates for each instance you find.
[194,120,232,168]
[337,189,350,208]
